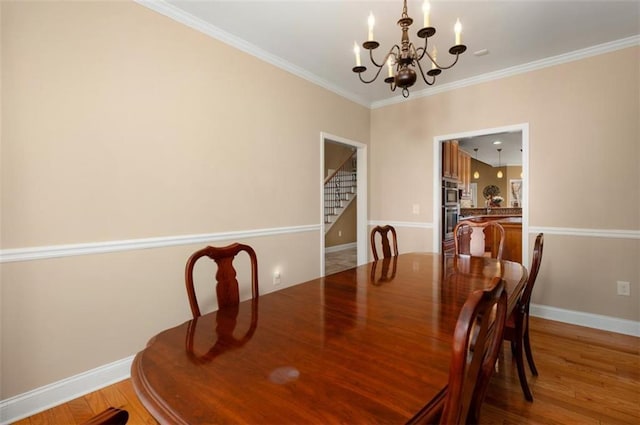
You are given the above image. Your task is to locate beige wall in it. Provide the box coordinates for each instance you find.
[324,141,354,177]
[469,160,522,206]
[0,1,369,398]
[471,158,509,205]
[371,46,639,321]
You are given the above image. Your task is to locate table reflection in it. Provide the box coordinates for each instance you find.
[370,256,398,285]
[185,298,259,364]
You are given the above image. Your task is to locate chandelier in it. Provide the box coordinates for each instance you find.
[352,0,466,98]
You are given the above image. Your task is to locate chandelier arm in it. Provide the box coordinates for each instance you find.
[415,57,436,86]
[357,46,402,85]
[434,53,461,70]
[414,35,430,62]
[356,66,384,84]
[368,45,401,69]
[409,42,428,64]
[414,42,458,70]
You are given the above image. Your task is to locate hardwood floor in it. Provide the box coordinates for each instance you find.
[13,317,639,424]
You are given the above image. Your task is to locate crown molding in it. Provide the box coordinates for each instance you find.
[134,0,370,108]
[136,1,638,110]
[371,35,640,109]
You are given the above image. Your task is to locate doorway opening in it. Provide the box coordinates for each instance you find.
[320,132,368,276]
[432,124,529,262]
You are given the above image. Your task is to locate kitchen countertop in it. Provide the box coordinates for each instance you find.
[460,207,522,216]
[460,215,522,224]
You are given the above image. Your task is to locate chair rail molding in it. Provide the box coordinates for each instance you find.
[368,220,433,229]
[0,224,321,263]
[528,226,640,239]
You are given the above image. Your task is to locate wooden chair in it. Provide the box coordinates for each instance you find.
[503,233,544,401]
[185,243,259,318]
[82,407,128,425]
[410,277,507,425]
[453,220,505,260]
[370,225,398,261]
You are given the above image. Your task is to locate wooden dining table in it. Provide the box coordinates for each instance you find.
[131,252,527,424]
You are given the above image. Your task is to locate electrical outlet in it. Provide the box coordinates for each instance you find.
[617,281,630,296]
[338,230,342,237]
[412,204,420,215]
[273,271,281,286]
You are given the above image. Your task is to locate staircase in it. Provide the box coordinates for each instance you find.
[324,152,357,234]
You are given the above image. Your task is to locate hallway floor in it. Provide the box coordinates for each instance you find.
[325,246,357,275]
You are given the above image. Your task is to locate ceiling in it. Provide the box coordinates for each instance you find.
[155,1,640,107]
[458,131,522,166]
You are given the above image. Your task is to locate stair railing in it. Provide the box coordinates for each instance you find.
[324,152,357,223]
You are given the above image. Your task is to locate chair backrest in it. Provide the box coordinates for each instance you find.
[453,221,505,260]
[82,407,129,425]
[520,233,544,312]
[370,225,398,261]
[440,277,507,425]
[185,243,259,318]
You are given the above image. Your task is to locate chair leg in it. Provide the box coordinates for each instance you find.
[513,310,533,402]
[514,335,534,402]
[523,326,539,376]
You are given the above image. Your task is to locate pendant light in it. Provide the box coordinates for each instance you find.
[496,148,503,179]
[473,148,480,179]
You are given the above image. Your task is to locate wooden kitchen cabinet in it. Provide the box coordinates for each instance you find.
[496,219,522,263]
[442,141,452,178]
[450,140,459,179]
[457,150,471,196]
[442,140,459,180]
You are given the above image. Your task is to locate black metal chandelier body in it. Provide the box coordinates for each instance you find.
[352,0,466,98]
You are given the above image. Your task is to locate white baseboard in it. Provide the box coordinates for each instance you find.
[2,304,638,423]
[324,242,357,254]
[0,356,133,425]
[530,304,640,337]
